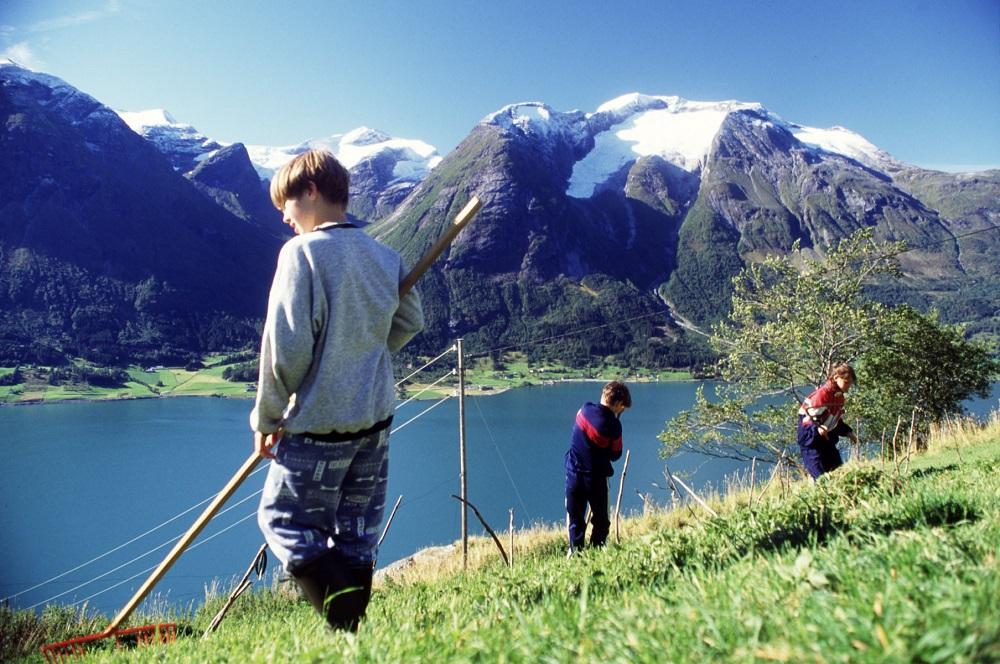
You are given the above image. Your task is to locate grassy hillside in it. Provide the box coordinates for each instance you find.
[4,416,998,662]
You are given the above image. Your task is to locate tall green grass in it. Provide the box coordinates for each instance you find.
[4,418,998,663]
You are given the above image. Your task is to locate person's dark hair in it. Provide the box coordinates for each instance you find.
[602,381,632,408]
[270,149,350,209]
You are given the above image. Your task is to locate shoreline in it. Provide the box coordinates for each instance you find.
[1,372,704,407]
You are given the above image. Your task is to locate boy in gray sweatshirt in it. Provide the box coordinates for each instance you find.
[251,149,423,631]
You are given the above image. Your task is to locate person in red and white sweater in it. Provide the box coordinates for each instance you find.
[797,363,859,479]
[565,381,631,553]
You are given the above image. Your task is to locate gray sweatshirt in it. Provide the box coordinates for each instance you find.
[250,226,423,435]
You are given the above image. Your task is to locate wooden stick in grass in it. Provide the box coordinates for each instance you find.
[203,543,268,637]
[668,473,719,518]
[614,449,631,542]
[663,465,699,521]
[508,508,514,569]
[378,495,404,551]
[451,495,508,566]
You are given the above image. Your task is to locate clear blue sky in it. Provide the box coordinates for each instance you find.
[2,0,998,171]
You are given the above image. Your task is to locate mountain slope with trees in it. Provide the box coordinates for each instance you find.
[0,62,283,365]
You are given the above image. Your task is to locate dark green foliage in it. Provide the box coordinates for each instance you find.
[662,196,743,326]
[853,306,998,441]
[222,360,258,382]
[0,367,22,385]
[47,365,131,388]
[661,229,996,465]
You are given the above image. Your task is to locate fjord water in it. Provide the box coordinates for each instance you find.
[2,381,997,617]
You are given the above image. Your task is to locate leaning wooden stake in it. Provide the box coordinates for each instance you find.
[451,495,508,566]
[891,415,903,474]
[203,543,268,637]
[748,457,757,509]
[614,449,631,542]
[904,406,918,473]
[378,495,404,551]
[508,509,515,569]
[668,473,720,518]
[663,465,699,520]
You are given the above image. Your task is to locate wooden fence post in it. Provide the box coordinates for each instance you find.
[614,449,631,542]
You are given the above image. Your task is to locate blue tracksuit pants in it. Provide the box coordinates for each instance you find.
[258,430,389,572]
[797,418,844,479]
[566,470,611,549]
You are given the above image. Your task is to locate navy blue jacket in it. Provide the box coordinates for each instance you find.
[565,402,623,477]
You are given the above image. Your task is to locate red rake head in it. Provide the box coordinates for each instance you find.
[41,623,177,662]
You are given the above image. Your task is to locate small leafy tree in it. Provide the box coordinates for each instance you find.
[852,305,997,446]
[659,228,995,467]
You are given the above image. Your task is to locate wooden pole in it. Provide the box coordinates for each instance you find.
[614,449,631,542]
[905,407,918,473]
[508,508,514,569]
[457,338,468,570]
[748,457,757,510]
[891,415,903,473]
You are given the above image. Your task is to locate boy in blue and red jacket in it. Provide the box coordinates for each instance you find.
[565,381,631,553]
[797,363,859,479]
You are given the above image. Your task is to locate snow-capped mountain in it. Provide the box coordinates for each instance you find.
[117,109,225,173]
[116,109,441,222]
[375,92,998,357]
[481,93,899,199]
[244,127,441,184]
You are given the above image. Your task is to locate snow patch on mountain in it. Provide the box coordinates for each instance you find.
[568,96,762,198]
[116,108,224,171]
[481,102,589,150]
[245,128,441,183]
[788,123,895,169]
[114,104,440,184]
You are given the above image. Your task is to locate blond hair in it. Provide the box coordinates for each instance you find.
[269,149,350,210]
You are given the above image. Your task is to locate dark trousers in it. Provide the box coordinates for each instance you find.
[565,470,610,548]
[797,420,844,479]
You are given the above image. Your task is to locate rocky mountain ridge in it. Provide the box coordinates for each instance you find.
[1,59,996,368]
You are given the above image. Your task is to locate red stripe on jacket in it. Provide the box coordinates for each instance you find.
[576,409,623,452]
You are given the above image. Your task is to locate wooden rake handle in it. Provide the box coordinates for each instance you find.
[105,451,264,634]
[398,196,482,297]
[104,194,482,634]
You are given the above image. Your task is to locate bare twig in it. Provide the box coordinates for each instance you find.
[450,495,508,566]
[663,465,699,520]
[614,449,631,542]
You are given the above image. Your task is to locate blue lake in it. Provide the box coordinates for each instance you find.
[1,380,997,617]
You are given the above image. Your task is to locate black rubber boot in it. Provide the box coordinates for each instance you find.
[291,550,374,631]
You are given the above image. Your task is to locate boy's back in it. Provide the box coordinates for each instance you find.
[251,225,422,436]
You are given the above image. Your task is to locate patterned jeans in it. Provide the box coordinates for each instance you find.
[257,430,389,572]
